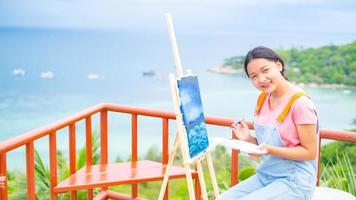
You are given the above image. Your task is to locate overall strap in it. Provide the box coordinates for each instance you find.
[254,91,308,122]
[254,92,267,115]
[276,91,306,123]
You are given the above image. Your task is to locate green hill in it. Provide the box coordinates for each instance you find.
[224,41,356,86]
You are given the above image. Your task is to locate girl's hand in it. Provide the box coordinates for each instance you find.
[231,119,251,142]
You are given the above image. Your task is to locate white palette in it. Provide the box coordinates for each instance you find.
[211,137,267,154]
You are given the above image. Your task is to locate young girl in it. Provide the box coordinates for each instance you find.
[218,46,319,200]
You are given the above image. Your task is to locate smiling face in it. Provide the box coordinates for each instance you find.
[246,58,284,93]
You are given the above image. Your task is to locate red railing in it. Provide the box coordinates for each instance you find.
[0,103,355,199]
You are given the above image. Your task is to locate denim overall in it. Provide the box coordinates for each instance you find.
[218,92,319,200]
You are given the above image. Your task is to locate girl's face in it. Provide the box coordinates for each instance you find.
[246,58,284,93]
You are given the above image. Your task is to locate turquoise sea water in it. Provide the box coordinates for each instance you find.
[1,28,355,169]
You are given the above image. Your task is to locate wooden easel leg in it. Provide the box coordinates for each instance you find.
[195,160,208,200]
[184,162,196,200]
[158,133,180,200]
[206,152,219,198]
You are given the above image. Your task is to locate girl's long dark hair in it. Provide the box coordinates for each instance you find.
[243,46,288,80]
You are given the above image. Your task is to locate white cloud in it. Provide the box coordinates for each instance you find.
[12,68,25,76]
[40,71,54,79]
[180,89,191,106]
[87,73,105,80]
[186,106,202,123]
[179,88,203,122]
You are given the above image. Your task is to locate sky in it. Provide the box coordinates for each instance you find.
[0,0,355,35]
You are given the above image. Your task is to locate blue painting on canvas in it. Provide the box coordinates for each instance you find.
[177,76,209,159]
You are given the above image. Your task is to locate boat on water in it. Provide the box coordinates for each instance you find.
[142,70,155,76]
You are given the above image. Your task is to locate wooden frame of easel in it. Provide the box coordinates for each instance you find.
[158,13,219,200]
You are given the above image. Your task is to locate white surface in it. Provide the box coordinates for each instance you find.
[211,137,267,154]
[312,186,355,200]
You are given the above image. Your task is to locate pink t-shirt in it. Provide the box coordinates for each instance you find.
[256,87,318,147]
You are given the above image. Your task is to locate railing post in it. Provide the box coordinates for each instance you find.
[231,130,238,186]
[194,167,201,200]
[86,117,93,165]
[131,114,138,198]
[317,136,321,186]
[100,110,108,191]
[69,123,77,200]
[162,118,169,164]
[26,142,36,200]
[49,132,58,200]
[0,153,8,200]
[85,116,94,199]
[100,111,108,164]
[162,118,169,200]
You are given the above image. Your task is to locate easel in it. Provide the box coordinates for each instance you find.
[158,13,219,200]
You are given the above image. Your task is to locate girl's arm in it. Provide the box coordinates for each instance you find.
[262,124,317,160]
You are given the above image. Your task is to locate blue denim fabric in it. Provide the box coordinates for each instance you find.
[218,119,318,200]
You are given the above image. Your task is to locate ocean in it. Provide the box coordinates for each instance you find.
[1,28,355,169]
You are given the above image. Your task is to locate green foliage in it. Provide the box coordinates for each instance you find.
[144,145,161,162]
[8,131,100,200]
[349,118,356,132]
[210,145,232,191]
[8,140,259,199]
[7,170,27,199]
[12,130,356,198]
[76,132,100,169]
[278,42,356,85]
[224,56,245,69]
[320,153,356,196]
[238,166,255,182]
[224,41,356,86]
[57,151,69,183]
[320,141,356,171]
[34,150,51,198]
[108,144,257,199]
[114,155,124,163]
[320,133,356,196]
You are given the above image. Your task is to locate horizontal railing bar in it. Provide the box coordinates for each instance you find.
[1,103,355,154]
[104,103,176,119]
[320,129,356,142]
[0,104,106,154]
[104,104,243,127]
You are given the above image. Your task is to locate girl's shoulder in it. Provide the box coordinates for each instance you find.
[290,85,318,122]
[290,92,318,124]
[292,96,316,111]
[292,85,316,109]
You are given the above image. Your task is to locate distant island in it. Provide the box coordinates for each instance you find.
[212,41,356,88]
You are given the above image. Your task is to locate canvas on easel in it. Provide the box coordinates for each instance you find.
[177,75,209,161]
[158,13,219,200]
